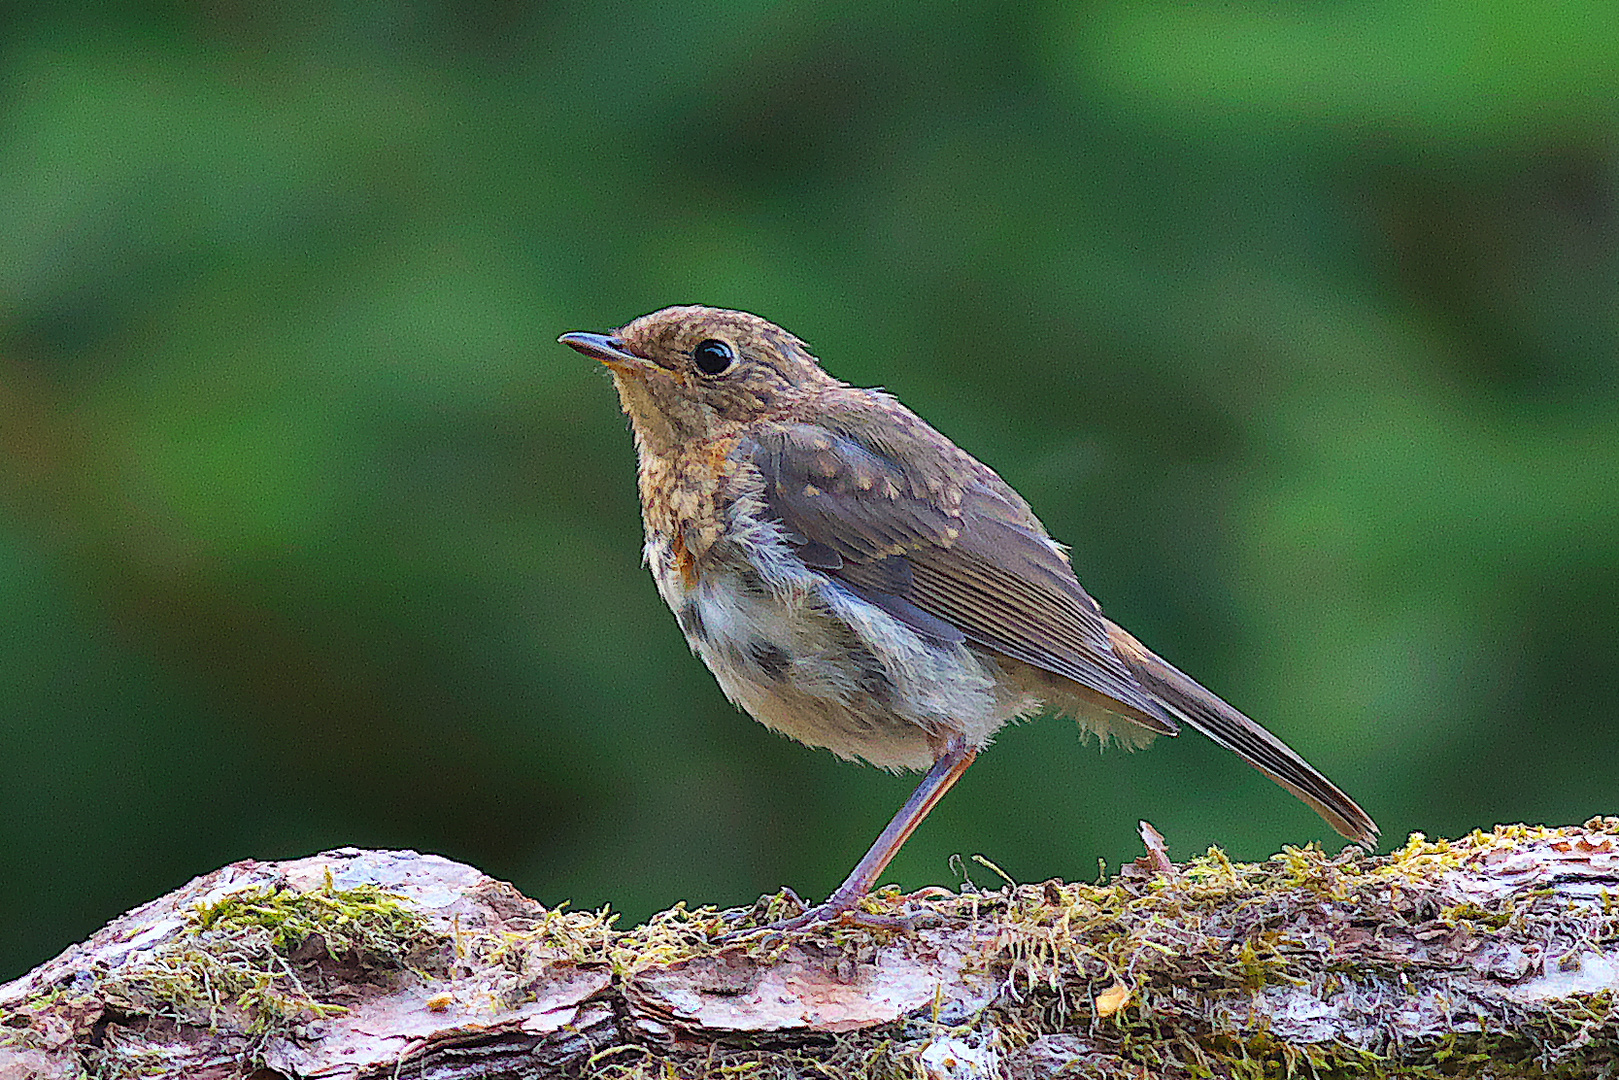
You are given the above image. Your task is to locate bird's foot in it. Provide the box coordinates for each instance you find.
[714,888,930,944]
[719,886,808,929]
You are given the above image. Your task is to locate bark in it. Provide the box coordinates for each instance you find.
[2,820,1617,1079]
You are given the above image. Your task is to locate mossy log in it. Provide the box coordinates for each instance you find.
[3,821,1617,1079]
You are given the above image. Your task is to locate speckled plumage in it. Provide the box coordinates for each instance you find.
[562,305,1377,930]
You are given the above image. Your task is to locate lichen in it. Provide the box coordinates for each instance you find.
[546,819,1619,1079]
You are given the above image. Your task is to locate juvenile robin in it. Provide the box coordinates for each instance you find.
[561,306,1377,932]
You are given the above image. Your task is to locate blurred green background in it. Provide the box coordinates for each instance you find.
[4,0,1618,980]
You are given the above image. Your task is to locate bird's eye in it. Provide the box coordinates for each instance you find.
[692,339,735,376]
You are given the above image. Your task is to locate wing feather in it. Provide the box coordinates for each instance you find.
[741,417,1177,734]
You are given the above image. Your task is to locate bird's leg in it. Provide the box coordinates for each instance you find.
[724,734,977,939]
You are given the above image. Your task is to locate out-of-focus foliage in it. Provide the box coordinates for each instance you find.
[3,1,1616,979]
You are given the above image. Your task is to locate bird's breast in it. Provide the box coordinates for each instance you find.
[634,438,742,579]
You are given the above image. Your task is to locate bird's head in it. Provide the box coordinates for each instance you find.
[561,306,837,455]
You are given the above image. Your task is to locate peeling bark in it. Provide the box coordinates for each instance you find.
[3,821,1617,1079]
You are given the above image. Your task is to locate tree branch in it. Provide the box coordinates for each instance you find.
[4,820,1617,1078]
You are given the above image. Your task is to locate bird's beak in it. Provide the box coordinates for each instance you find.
[558,331,652,372]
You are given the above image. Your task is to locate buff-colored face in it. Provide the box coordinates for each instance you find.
[561,305,837,451]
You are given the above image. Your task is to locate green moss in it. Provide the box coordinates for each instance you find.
[95,872,439,1040]
[190,869,429,965]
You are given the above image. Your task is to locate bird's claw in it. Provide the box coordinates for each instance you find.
[712,893,927,944]
[719,886,809,929]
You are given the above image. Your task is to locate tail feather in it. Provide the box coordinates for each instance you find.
[1106,623,1379,847]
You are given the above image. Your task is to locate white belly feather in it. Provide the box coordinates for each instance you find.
[644,530,1037,771]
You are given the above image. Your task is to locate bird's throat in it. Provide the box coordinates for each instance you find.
[610,370,684,460]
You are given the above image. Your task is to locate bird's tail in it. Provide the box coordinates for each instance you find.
[1106,623,1380,847]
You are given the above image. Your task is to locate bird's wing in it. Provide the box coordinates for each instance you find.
[739,414,1178,735]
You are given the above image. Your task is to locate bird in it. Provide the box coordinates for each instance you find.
[560,305,1377,932]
